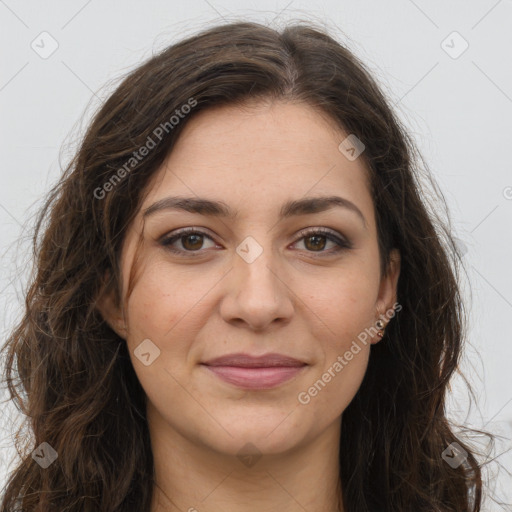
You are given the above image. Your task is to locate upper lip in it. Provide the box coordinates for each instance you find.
[201,353,306,368]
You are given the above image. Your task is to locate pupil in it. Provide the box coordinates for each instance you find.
[184,234,203,250]
[306,235,325,251]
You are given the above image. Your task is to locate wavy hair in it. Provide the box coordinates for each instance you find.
[1,20,497,511]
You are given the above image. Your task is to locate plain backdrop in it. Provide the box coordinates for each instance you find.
[1,0,511,509]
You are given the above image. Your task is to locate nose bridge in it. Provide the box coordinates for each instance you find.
[235,233,281,295]
[220,232,294,329]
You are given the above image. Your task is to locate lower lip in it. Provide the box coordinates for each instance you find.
[201,365,305,389]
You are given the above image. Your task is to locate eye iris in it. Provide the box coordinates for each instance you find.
[305,234,326,251]
[182,234,203,250]
[173,232,335,252]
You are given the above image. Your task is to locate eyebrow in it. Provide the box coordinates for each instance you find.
[143,195,367,229]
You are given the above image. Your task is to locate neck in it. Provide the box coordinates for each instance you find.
[147,403,344,512]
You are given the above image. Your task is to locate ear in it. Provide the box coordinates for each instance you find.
[95,269,127,339]
[373,248,401,343]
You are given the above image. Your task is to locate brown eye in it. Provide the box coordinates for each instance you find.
[181,233,205,250]
[293,228,352,255]
[160,227,352,258]
[303,234,327,251]
[161,228,217,255]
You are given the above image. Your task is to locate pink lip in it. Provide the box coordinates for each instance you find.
[201,353,307,389]
[202,365,305,389]
[203,353,306,368]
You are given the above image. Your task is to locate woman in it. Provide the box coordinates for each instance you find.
[1,20,490,512]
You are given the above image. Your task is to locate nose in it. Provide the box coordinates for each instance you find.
[219,245,295,332]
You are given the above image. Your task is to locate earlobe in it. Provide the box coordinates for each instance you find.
[95,270,127,339]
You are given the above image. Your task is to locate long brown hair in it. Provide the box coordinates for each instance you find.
[1,20,498,511]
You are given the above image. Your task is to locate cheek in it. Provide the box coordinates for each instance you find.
[122,267,208,399]
[296,273,375,416]
[123,262,219,357]
[300,266,378,340]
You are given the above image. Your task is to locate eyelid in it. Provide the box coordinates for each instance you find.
[159,226,218,254]
[293,227,353,254]
[160,226,352,255]
[295,226,349,243]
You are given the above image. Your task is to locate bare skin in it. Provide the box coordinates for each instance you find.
[98,98,400,512]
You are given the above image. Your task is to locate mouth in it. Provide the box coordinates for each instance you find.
[200,352,307,390]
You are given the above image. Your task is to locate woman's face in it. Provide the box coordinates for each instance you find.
[101,99,400,457]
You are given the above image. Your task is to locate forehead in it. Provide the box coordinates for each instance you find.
[141,100,374,226]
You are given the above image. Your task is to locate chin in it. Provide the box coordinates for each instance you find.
[205,413,308,456]
[211,430,303,459]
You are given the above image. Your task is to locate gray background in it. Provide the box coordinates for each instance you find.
[1,0,511,508]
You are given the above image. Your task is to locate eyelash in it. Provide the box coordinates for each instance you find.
[160,227,352,257]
